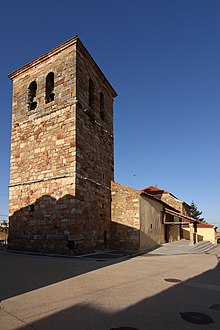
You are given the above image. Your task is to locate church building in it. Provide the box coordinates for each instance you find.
[8,36,117,254]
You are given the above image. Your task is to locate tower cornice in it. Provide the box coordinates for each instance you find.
[8,36,79,80]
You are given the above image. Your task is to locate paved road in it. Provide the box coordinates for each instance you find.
[0,247,220,330]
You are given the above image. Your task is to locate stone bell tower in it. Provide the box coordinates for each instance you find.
[8,36,117,254]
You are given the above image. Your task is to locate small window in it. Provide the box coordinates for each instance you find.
[100,92,105,121]
[89,78,94,109]
[46,72,55,103]
[28,81,37,110]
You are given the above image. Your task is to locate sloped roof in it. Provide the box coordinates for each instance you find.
[196,222,216,228]
[111,181,177,211]
[182,220,215,228]
[142,185,188,205]
[142,185,169,195]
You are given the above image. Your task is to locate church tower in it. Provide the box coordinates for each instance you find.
[8,36,117,254]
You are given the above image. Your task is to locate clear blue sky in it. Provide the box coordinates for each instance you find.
[0,0,220,229]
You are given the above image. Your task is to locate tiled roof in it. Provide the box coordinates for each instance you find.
[196,222,216,228]
[182,221,215,228]
[142,185,169,195]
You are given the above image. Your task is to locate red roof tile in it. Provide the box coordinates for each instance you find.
[142,185,169,195]
[196,222,215,228]
[182,221,215,228]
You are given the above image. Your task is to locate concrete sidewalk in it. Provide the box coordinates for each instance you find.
[0,246,220,330]
[147,239,219,255]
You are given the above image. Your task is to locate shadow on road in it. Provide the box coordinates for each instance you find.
[15,256,220,330]
[0,251,126,301]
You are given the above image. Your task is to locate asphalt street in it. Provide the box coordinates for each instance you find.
[0,246,220,330]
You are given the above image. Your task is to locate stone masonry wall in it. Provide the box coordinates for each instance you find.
[8,41,78,253]
[74,42,116,253]
[8,37,116,254]
[155,194,191,217]
[111,182,140,251]
[182,203,191,217]
[158,194,182,212]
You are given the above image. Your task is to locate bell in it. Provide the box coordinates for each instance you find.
[49,90,55,101]
[30,96,37,110]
